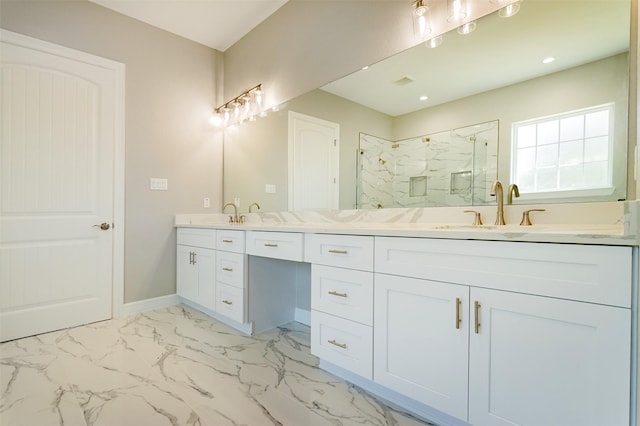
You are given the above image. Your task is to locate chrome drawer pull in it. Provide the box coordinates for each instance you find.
[222,239,233,243]
[455,297,462,330]
[222,267,233,272]
[222,300,233,305]
[328,290,348,298]
[328,249,348,254]
[264,243,278,247]
[328,339,347,349]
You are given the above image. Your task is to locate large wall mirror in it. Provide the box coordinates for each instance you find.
[224,0,631,213]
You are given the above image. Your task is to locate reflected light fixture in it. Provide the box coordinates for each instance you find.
[212,84,265,128]
[490,0,521,18]
[447,0,467,22]
[413,0,432,40]
[457,20,477,35]
[425,35,443,48]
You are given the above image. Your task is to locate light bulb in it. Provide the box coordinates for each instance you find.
[210,113,223,127]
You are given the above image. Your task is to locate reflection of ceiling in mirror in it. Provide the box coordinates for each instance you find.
[321,0,630,117]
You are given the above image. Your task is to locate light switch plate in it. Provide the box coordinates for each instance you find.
[265,184,276,194]
[150,178,168,190]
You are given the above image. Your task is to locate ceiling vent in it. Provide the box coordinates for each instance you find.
[394,76,416,86]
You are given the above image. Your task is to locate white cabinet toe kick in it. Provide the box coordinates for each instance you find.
[176,226,636,426]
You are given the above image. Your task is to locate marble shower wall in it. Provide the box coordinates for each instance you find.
[357,121,498,209]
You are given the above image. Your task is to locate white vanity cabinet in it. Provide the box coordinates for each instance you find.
[374,236,632,425]
[214,229,247,324]
[176,228,216,311]
[306,234,375,380]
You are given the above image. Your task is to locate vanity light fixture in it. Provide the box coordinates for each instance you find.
[212,84,265,128]
[413,0,432,39]
[447,0,468,22]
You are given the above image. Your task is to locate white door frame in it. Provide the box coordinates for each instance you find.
[0,29,126,319]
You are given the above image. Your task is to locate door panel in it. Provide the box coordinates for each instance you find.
[374,273,469,420]
[469,288,631,426]
[0,32,119,342]
[288,111,339,210]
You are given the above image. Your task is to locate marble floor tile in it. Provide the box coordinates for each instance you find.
[1,305,439,426]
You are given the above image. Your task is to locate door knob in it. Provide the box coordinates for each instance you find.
[93,222,110,230]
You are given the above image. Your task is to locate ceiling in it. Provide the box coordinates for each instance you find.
[88,0,288,52]
[321,0,631,117]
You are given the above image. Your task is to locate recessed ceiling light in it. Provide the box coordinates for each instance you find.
[361,66,369,71]
[542,57,555,64]
[419,95,429,101]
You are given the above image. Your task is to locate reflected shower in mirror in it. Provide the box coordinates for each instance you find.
[357,121,498,209]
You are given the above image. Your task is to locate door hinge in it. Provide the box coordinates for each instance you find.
[333,139,337,147]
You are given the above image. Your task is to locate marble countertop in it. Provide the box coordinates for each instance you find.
[175,201,640,246]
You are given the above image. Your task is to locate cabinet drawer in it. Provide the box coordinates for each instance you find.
[311,310,372,380]
[375,237,632,307]
[216,229,245,253]
[311,265,373,325]
[215,283,245,324]
[177,227,216,249]
[245,231,304,261]
[305,234,374,271]
[216,251,246,289]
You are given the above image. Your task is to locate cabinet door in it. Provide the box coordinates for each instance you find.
[374,273,469,421]
[469,288,631,426]
[195,248,216,311]
[176,245,198,302]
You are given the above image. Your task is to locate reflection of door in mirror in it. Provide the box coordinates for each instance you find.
[288,111,340,210]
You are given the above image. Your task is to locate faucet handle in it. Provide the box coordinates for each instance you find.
[464,210,483,226]
[520,209,546,226]
[228,215,235,224]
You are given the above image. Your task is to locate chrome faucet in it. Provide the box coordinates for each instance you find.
[489,180,506,225]
[248,202,261,213]
[223,202,239,224]
[507,183,520,204]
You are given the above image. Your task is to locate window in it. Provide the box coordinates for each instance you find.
[511,104,614,196]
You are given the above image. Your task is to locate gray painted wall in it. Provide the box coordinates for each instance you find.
[1,0,224,303]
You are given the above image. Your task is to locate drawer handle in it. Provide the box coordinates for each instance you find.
[222,239,233,243]
[222,300,233,305]
[328,290,348,298]
[264,243,279,247]
[328,249,348,254]
[455,297,462,330]
[222,267,233,272]
[474,301,481,334]
[328,339,347,349]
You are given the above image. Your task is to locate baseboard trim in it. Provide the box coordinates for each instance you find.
[319,360,469,426]
[294,308,310,326]
[118,294,180,317]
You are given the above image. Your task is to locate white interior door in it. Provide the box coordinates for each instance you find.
[288,111,339,210]
[0,31,123,342]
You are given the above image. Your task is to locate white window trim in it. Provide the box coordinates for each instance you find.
[510,103,615,197]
